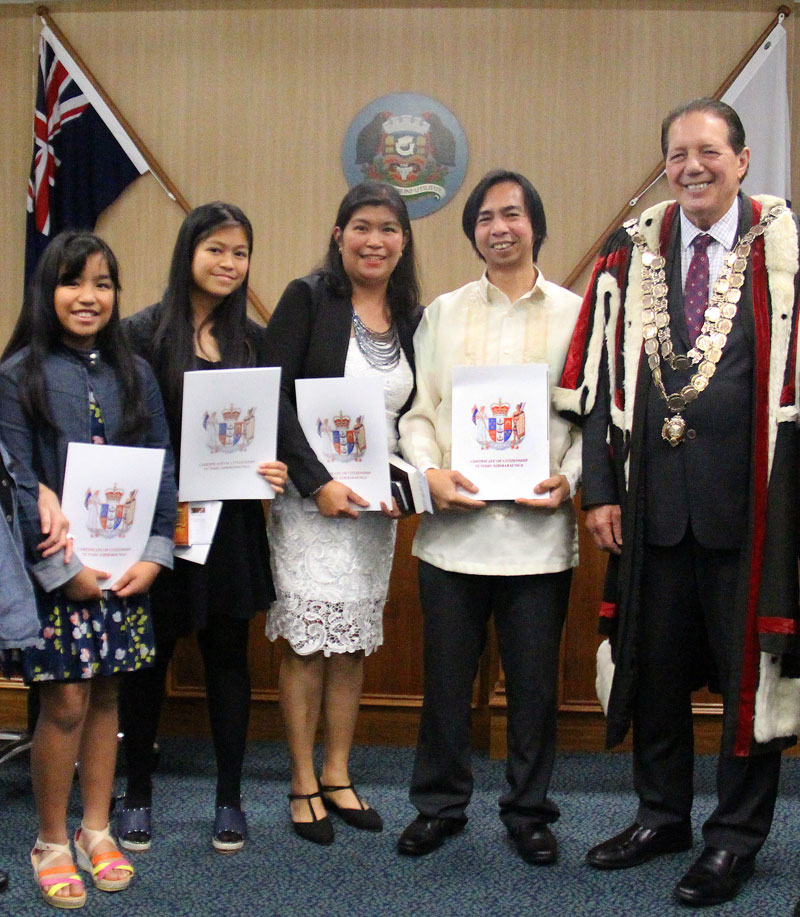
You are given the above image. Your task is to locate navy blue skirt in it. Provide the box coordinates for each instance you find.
[3,590,155,684]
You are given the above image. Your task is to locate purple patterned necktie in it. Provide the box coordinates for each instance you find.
[683,233,713,344]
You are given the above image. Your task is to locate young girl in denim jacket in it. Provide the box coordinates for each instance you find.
[0,231,176,909]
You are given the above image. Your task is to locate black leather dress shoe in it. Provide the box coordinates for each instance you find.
[674,847,755,907]
[586,822,692,869]
[0,869,7,893]
[508,823,557,865]
[397,815,466,856]
[793,897,800,917]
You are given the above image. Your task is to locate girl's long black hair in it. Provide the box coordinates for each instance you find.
[319,181,420,320]
[3,230,148,443]
[149,202,254,424]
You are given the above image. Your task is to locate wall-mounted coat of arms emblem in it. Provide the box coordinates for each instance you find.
[472,398,526,451]
[342,93,468,220]
[202,404,255,453]
[84,484,136,537]
[317,411,366,462]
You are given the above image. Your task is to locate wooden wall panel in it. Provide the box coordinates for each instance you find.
[1,1,797,757]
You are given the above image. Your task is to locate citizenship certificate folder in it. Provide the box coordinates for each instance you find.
[450,363,550,501]
[178,366,280,501]
[61,442,165,587]
[295,376,391,511]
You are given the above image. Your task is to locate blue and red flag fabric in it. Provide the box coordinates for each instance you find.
[25,24,149,280]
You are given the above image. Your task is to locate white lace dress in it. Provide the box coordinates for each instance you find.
[266,338,413,656]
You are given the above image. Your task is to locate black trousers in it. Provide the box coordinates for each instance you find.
[633,535,781,855]
[409,561,572,829]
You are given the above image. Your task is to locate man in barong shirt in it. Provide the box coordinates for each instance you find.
[398,170,582,865]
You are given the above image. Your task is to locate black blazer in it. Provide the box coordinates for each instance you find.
[642,196,755,548]
[263,273,421,496]
[581,194,757,549]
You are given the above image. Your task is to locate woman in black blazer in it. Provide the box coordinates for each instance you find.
[264,182,421,844]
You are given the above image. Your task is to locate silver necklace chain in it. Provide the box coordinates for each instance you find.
[352,308,401,371]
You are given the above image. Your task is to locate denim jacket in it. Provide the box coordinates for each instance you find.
[0,345,177,592]
[0,441,39,648]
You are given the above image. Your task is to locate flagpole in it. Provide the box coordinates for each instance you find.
[561,4,793,291]
[34,6,272,322]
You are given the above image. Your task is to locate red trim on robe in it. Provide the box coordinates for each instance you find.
[758,617,798,635]
[561,257,607,390]
[735,200,768,756]
[659,202,679,253]
[606,247,629,284]
[611,248,631,411]
[599,601,617,619]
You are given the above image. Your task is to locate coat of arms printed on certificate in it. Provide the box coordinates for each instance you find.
[84,484,137,538]
[472,398,526,451]
[317,411,366,462]
[202,404,256,453]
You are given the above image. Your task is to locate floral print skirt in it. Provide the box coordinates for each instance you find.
[9,590,155,684]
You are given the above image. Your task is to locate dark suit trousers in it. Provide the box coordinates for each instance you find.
[633,535,781,855]
[409,561,572,829]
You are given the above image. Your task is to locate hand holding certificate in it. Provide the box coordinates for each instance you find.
[451,364,551,502]
[295,377,391,512]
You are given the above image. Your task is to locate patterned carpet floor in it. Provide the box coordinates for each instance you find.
[1,738,799,916]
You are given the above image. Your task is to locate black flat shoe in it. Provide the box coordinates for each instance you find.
[508,823,557,865]
[397,815,466,856]
[288,790,334,846]
[674,847,755,907]
[586,821,692,869]
[320,783,383,832]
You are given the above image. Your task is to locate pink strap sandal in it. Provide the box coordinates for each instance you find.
[74,823,134,892]
[30,838,87,909]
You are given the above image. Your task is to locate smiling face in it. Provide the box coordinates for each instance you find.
[473,181,535,273]
[190,224,250,310]
[665,110,750,230]
[333,204,407,290]
[54,251,115,349]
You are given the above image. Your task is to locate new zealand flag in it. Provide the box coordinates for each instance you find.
[25,26,148,281]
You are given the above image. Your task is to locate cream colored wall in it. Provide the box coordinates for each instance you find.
[1,1,796,344]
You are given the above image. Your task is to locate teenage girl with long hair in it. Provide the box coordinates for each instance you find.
[118,202,287,853]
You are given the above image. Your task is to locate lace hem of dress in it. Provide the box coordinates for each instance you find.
[266,590,384,657]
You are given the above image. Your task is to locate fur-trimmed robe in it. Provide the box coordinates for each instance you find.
[555,194,800,756]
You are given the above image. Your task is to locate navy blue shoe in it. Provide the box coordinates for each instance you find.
[213,805,247,854]
[118,798,152,852]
